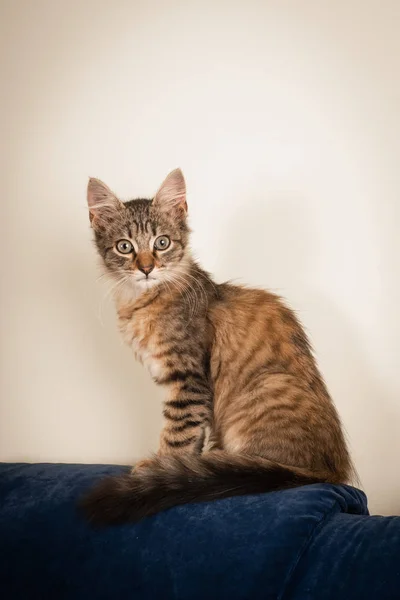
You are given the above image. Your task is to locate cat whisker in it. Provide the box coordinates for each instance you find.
[191,263,219,296]
[160,276,174,300]
[164,271,200,321]
[167,271,201,315]
[172,268,209,310]
[171,271,205,319]
[96,275,131,325]
[162,273,197,320]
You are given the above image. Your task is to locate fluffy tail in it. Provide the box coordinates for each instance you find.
[79,452,335,526]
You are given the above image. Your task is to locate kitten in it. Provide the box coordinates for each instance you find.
[80,168,353,525]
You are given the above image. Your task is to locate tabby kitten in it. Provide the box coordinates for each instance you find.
[81,168,353,525]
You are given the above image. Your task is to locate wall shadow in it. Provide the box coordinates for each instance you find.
[215,190,397,515]
[52,247,163,463]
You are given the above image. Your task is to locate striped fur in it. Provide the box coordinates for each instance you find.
[81,169,354,525]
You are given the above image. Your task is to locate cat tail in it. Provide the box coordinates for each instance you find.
[79,451,335,526]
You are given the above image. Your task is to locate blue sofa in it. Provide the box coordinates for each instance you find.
[1,463,400,599]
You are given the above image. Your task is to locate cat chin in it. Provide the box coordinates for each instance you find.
[134,277,159,289]
[110,275,161,303]
[131,277,161,296]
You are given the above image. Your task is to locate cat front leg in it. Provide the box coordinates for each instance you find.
[159,373,213,456]
[202,427,221,453]
[131,372,213,473]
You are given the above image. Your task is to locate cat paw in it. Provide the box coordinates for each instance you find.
[131,458,153,474]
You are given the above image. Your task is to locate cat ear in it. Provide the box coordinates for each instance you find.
[87,178,123,226]
[153,169,187,217]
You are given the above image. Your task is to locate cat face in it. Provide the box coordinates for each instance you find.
[87,169,190,293]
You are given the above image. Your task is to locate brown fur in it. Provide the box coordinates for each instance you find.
[80,169,353,525]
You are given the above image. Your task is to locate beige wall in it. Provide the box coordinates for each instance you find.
[1,0,399,515]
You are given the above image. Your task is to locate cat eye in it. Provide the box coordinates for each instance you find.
[116,239,134,254]
[154,235,171,251]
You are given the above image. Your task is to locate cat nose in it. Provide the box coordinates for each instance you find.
[138,264,154,276]
[136,251,155,276]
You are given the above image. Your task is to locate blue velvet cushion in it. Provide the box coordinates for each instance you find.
[1,463,399,599]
